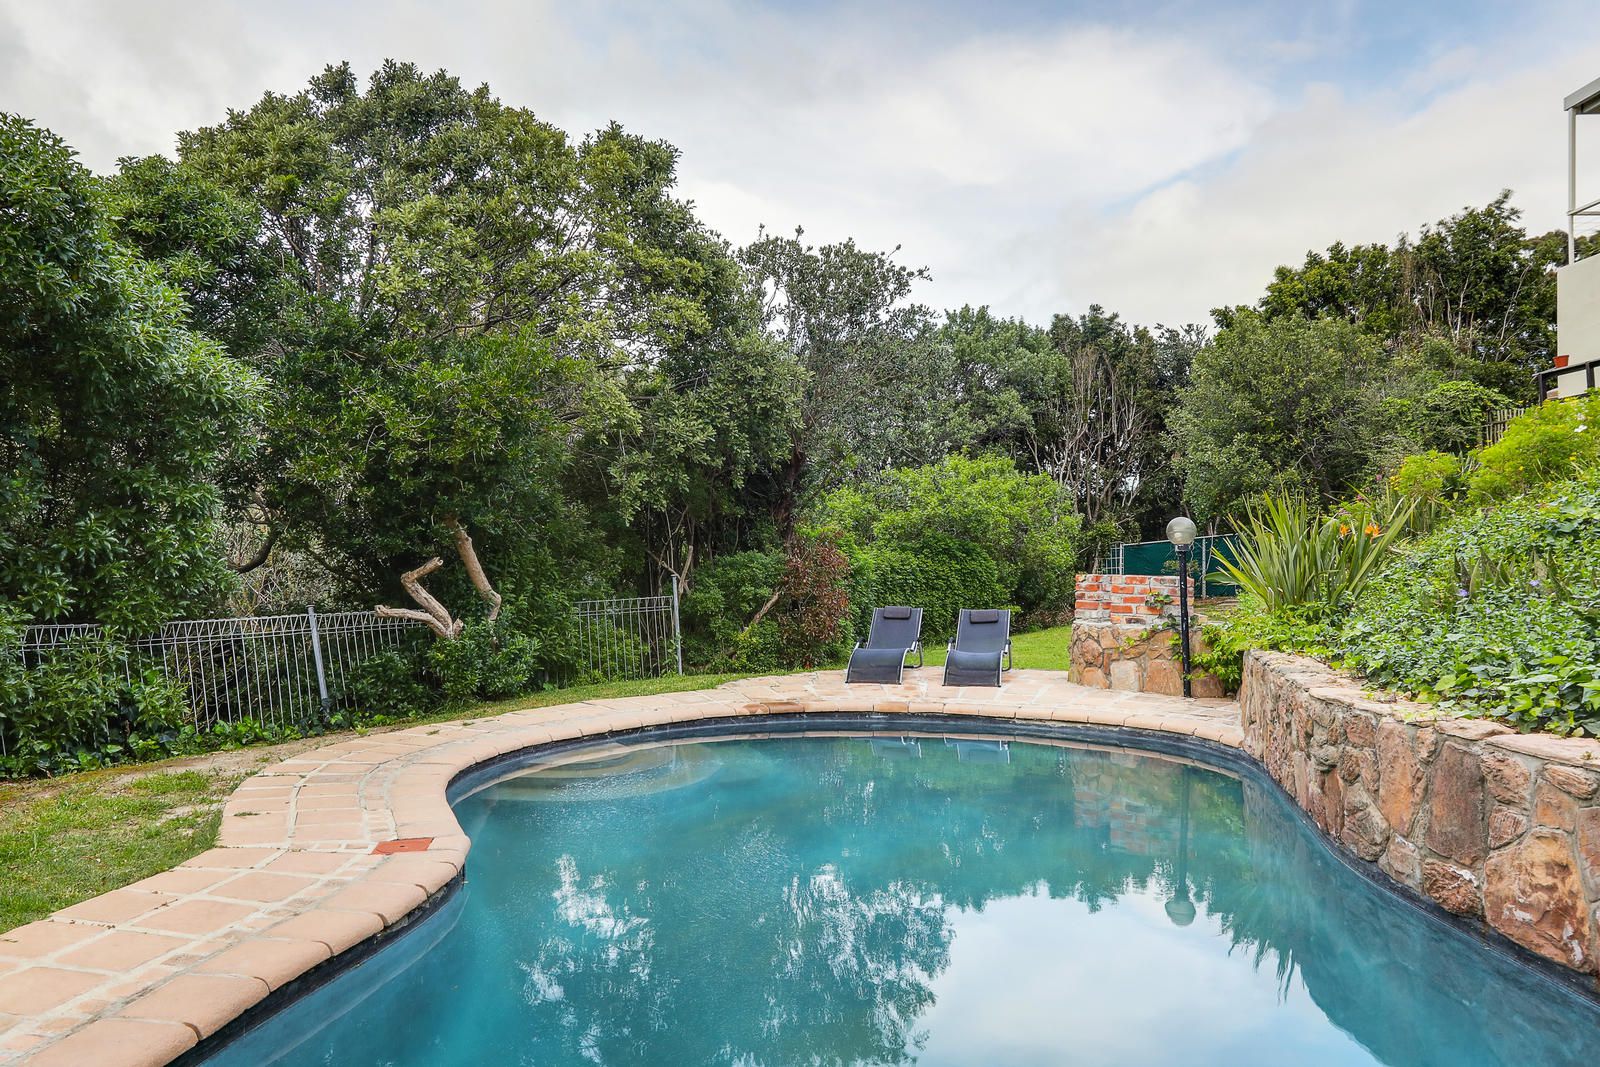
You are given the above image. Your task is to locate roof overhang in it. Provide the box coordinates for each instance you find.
[1567,76,1600,114]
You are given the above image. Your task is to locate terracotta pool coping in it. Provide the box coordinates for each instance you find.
[0,669,1239,1066]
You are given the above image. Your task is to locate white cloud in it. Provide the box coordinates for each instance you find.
[1,0,1596,328]
[1056,48,1600,325]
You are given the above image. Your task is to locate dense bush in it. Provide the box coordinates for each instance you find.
[815,454,1081,624]
[1390,451,1466,503]
[680,551,785,668]
[775,533,854,669]
[1392,379,1515,455]
[1342,475,1600,734]
[849,537,1007,642]
[1193,598,1336,693]
[426,621,547,702]
[1468,394,1599,502]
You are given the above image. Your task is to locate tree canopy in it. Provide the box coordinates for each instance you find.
[0,114,259,631]
[0,59,1568,671]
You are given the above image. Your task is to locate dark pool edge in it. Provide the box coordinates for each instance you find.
[182,711,1600,1063]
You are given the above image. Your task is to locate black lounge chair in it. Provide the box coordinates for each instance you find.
[845,606,924,684]
[942,609,1012,687]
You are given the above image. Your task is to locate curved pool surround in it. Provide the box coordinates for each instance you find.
[201,731,1600,1067]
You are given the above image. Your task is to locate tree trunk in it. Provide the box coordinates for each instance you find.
[376,557,463,638]
[742,587,784,635]
[771,444,807,539]
[445,516,502,623]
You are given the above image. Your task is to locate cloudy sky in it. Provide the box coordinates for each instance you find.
[3,0,1598,326]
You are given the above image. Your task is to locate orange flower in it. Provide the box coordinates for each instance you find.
[1364,522,1381,537]
[1338,523,1351,536]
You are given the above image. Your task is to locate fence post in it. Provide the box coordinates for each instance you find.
[307,606,331,719]
[669,573,684,675]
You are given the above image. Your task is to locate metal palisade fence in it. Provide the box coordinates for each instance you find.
[5,595,683,756]
[563,593,683,684]
[12,611,428,740]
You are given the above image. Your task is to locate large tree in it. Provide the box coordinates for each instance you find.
[740,230,958,533]
[938,306,1197,538]
[1170,312,1391,525]
[0,114,260,631]
[1233,192,1564,399]
[112,61,755,628]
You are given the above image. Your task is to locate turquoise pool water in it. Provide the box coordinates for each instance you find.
[204,732,1600,1066]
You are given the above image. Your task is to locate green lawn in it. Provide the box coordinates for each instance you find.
[0,769,237,932]
[917,623,1072,672]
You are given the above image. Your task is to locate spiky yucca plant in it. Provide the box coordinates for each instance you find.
[1216,494,1414,618]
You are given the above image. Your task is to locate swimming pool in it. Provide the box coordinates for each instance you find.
[201,729,1600,1066]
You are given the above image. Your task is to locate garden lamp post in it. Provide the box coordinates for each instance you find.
[1166,516,1198,698]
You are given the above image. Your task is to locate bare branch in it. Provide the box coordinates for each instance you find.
[445,517,502,623]
[376,557,463,638]
[230,525,282,574]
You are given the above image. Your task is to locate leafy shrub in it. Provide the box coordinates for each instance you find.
[337,648,437,720]
[427,621,546,704]
[1193,598,1336,693]
[0,636,193,777]
[1468,395,1599,503]
[1390,451,1465,503]
[1403,380,1515,455]
[775,532,853,669]
[849,537,1007,642]
[680,551,785,668]
[1342,474,1600,734]
[814,454,1082,622]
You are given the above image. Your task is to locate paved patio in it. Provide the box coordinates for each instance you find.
[0,669,1238,1066]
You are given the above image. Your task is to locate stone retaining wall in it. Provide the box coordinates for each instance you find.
[1241,650,1600,978]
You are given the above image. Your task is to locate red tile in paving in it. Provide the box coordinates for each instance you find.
[372,837,433,854]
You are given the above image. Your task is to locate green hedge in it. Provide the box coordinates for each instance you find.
[849,537,1007,642]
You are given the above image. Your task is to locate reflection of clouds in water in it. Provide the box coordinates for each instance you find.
[917,891,1361,1067]
[518,959,566,1006]
[550,855,655,973]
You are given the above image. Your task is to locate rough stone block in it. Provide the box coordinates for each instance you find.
[1377,721,1424,836]
[1488,807,1530,850]
[1426,744,1487,868]
[1422,859,1482,916]
[1484,829,1593,972]
[1482,752,1534,806]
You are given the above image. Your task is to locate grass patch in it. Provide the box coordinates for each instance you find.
[918,624,1072,672]
[0,769,238,931]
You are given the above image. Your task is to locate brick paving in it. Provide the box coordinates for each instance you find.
[0,669,1238,1066]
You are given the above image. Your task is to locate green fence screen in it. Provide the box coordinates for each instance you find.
[1113,534,1240,598]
